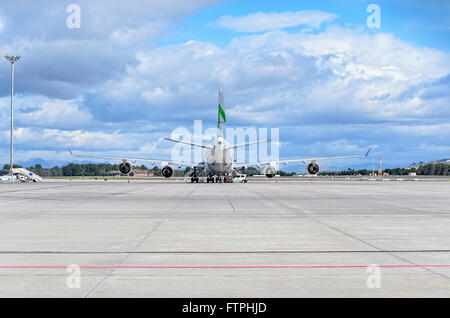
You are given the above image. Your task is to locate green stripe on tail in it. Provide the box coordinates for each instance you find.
[218,103,226,128]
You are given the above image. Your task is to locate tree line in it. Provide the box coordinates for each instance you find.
[1,163,448,177]
[318,163,449,176]
[0,163,170,177]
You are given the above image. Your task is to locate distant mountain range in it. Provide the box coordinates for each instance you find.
[14,158,100,168]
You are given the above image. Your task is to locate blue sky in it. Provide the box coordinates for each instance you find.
[166,0,450,50]
[0,0,449,170]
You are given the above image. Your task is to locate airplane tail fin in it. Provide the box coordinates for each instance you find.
[217,89,226,136]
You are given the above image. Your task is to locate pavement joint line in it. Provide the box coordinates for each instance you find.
[246,185,450,281]
[25,213,450,218]
[225,196,236,213]
[1,265,450,269]
[300,215,450,280]
[0,184,81,194]
[83,218,168,298]
[360,196,441,215]
[302,206,450,281]
[311,214,450,281]
[83,184,199,298]
[2,181,449,296]
[1,250,450,254]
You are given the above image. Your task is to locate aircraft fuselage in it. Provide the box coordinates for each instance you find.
[204,137,234,176]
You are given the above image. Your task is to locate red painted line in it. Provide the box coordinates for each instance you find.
[0,265,450,269]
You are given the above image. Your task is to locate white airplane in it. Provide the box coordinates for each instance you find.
[69,90,370,182]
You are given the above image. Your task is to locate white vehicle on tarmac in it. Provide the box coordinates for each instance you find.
[233,174,248,183]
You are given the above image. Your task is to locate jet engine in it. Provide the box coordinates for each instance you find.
[162,166,174,178]
[119,162,131,174]
[307,162,320,175]
[262,165,277,178]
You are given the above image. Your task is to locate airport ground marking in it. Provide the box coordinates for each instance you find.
[1,265,450,270]
[2,249,450,254]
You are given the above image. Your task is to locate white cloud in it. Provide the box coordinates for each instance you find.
[0,95,93,130]
[141,87,174,104]
[392,123,450,137]
[0,127,154,151]
[0,0,223,99]
[109,23,165,46]
[0,5,449,166]
[17,99,93,129]
[214,10,338,32]
[0,0,223,41]
[79,24,450,165]
[105,27,450,125]
[0,127,177,165]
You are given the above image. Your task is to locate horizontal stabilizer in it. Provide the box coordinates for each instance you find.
[225,139,272,150]
[164,137,213,149]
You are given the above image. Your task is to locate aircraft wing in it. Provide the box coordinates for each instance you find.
[225,139,272,150]
[234,149,371,168]
[265,149,372,166]
[164,138,213,150]
[67,149,203,168]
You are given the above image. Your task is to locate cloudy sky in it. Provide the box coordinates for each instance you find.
[0,0,449,170]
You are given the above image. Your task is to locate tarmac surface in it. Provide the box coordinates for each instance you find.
[0,179,449,297]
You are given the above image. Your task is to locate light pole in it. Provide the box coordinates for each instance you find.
[4,55,20,176]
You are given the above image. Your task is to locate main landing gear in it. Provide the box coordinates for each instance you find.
[206,175,218,183]
[190,177,199,183]
[206,175,233,183]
